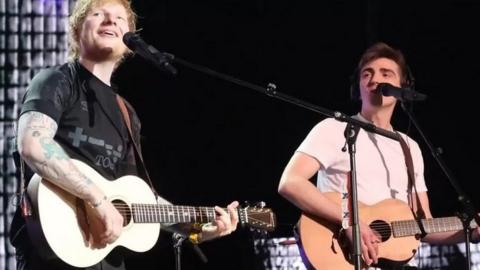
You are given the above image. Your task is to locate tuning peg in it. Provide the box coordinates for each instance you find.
[255,201,266,208]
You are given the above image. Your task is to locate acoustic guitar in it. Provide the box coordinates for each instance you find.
[297,192,476,270]
[26,159,276,267]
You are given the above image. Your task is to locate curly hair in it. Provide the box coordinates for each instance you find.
[68,0,137,60]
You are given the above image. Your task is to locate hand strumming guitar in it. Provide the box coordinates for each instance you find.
[344,221,381,266]
[82,196,124,249]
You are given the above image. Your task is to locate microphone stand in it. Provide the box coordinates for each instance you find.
[344,123,362,268]
[144,49,403,270]
[172,233,185,270]
[172,233,208,270]
[400,102,478,270]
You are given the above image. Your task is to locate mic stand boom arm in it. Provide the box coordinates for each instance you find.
[169,55,402,140]
[146,45,402,269]
[400,102,478,270]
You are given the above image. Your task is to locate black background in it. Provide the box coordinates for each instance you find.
[113,1,479,269]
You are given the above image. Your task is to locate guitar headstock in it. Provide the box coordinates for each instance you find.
[238,202,276,232]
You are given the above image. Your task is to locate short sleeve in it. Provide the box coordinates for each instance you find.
[20,68,73,123]
[297,118,347,169]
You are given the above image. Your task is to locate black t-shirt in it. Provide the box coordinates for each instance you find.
[20,60,141,179]
[10,60,142,246]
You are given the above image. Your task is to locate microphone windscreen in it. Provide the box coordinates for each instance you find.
[122,32,137,48]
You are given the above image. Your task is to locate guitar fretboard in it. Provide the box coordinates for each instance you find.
[392,216,476,237]
[131,204,218,224]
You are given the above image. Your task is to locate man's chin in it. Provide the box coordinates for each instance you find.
[93,47,126,62]
[364,94,383,107]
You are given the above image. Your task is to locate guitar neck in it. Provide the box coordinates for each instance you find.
[131,204,221,224]
[392,216,477,237]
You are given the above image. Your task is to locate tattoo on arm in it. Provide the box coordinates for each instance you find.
[40,137,68,160]
[63,162,94,197]
[18,111,96,200]
[20,111,58,138]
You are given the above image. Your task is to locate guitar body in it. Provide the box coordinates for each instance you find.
[297,192,420,270]
[25,159,277,267]
[26,160,160,268]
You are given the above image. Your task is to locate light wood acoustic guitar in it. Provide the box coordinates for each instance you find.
[26,159,276,267]
[297,192,476,270]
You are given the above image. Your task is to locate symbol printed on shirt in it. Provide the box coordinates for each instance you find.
[80,101,88,112]
[68,127,88,147]
[88,137,105,146]
[106,145,123,163]
[95,155,114,170]
[69,126,125,170]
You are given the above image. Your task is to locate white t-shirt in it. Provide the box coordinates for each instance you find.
[297,115,427,205]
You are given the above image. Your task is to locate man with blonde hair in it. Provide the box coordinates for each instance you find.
[10,1,239,269]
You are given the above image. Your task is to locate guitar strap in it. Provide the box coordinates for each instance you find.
[396,132,427,238]
[116,95,159,199]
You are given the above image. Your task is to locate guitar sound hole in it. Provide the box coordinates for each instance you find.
[112,199,131,227]
[370,220,391,242]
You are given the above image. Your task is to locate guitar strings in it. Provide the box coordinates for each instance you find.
[110,209,270,218]
[109,203,271,224]
[110,203,455,233]
[111,203,269,215]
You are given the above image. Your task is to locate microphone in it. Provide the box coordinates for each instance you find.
[376,83,427,101]
[122,32,177,75]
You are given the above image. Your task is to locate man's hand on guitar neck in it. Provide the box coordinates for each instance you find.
[198,201,240,242]
[344,221,381,266]
[82,197,124,248]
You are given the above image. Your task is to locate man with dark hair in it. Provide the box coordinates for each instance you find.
[278,42,479,269]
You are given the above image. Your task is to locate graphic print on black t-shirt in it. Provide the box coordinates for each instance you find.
[66,126,124,172]
[20,60,131,180]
